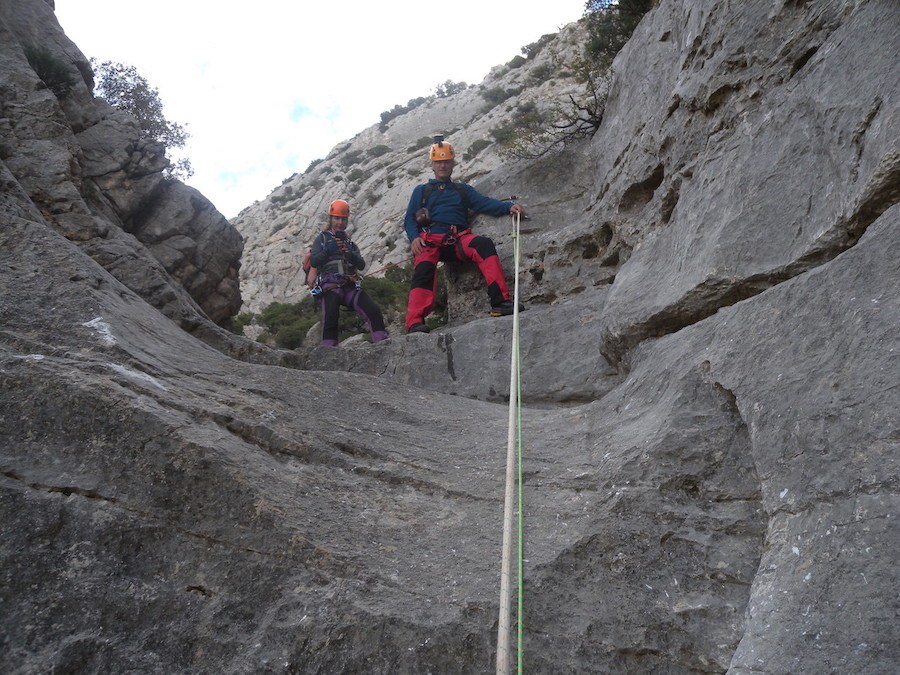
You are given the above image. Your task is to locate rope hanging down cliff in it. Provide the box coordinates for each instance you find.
[496,211,524,674]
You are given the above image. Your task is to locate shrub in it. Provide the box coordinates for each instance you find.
[305,158,324,173]
[528,63,556,86]
[25,46,75,99]
[379,96,430,130]
[259,302,303,333]
[274,322,312,350]
[481,86,514,106]
[522,33,556,60]
[408,136,433,153]
[506,55,527,70]
[490,124,518,146]
[369,144,391,158]
[493,68,611,161]
[339,149,364,168]
[222,312,255,336]
[258,299,318,349]
[434,80,468,97]
[464,139,492,160]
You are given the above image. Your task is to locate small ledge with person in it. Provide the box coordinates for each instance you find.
[403,135,526,334]
[307,199,389,347]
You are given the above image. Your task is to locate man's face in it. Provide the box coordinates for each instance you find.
[432,159,454,181]
[330,215,348,230]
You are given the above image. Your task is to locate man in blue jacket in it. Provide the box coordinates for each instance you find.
[403,137,525,333]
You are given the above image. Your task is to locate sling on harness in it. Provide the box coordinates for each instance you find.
[417,183,475,247]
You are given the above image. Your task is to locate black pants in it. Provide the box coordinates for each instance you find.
[319,285,386,345]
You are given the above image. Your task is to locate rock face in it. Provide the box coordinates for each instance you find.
[2,1,899,675]
[0,0,243,328]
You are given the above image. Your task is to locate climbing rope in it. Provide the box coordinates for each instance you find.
[361,256,413,278]
[497,212,524,674]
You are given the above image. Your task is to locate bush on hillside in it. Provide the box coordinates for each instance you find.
[339,149,364,168]
[523,33,556,60]
[490,0,651,160]
[379,96,430,130]
[435,80,468,98]
[464,139,492,160]
[506,55,527,70]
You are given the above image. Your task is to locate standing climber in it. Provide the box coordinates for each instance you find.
[403,136,525,333]
[309,199,388,346]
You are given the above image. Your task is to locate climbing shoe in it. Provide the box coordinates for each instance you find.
[489,300,525,317]
[407,323,431,334]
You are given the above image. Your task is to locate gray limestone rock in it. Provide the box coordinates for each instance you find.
[0,0,243,329]
[1,0,898,674]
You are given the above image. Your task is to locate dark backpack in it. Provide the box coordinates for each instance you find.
[301,248,316,287]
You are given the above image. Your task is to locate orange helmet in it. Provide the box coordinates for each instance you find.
[328,199,350,217]
[429,135,455,161]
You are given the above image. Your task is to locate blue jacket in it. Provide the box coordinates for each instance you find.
[404,179,514,242]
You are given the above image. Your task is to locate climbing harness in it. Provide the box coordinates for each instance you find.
[496,211,524,675]
[306,229,364,297]
[310,272,361,296]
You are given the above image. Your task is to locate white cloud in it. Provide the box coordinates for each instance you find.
[55,1,586,218]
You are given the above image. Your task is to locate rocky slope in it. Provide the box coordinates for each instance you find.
[2,1,898,674]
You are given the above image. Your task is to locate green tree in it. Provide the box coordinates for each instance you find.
[91,59,193,180]
[584,0,654,67]
[435,80,468,98]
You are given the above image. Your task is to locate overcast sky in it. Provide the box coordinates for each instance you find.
[55,1,587,218]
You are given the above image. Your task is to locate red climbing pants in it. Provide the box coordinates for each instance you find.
[405,230,510,330]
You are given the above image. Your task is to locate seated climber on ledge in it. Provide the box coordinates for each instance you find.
[308,199,388,347]
[403,136,525,334]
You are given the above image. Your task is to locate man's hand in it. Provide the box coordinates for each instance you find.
[510,204,526,218]
[410,238,425,256]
